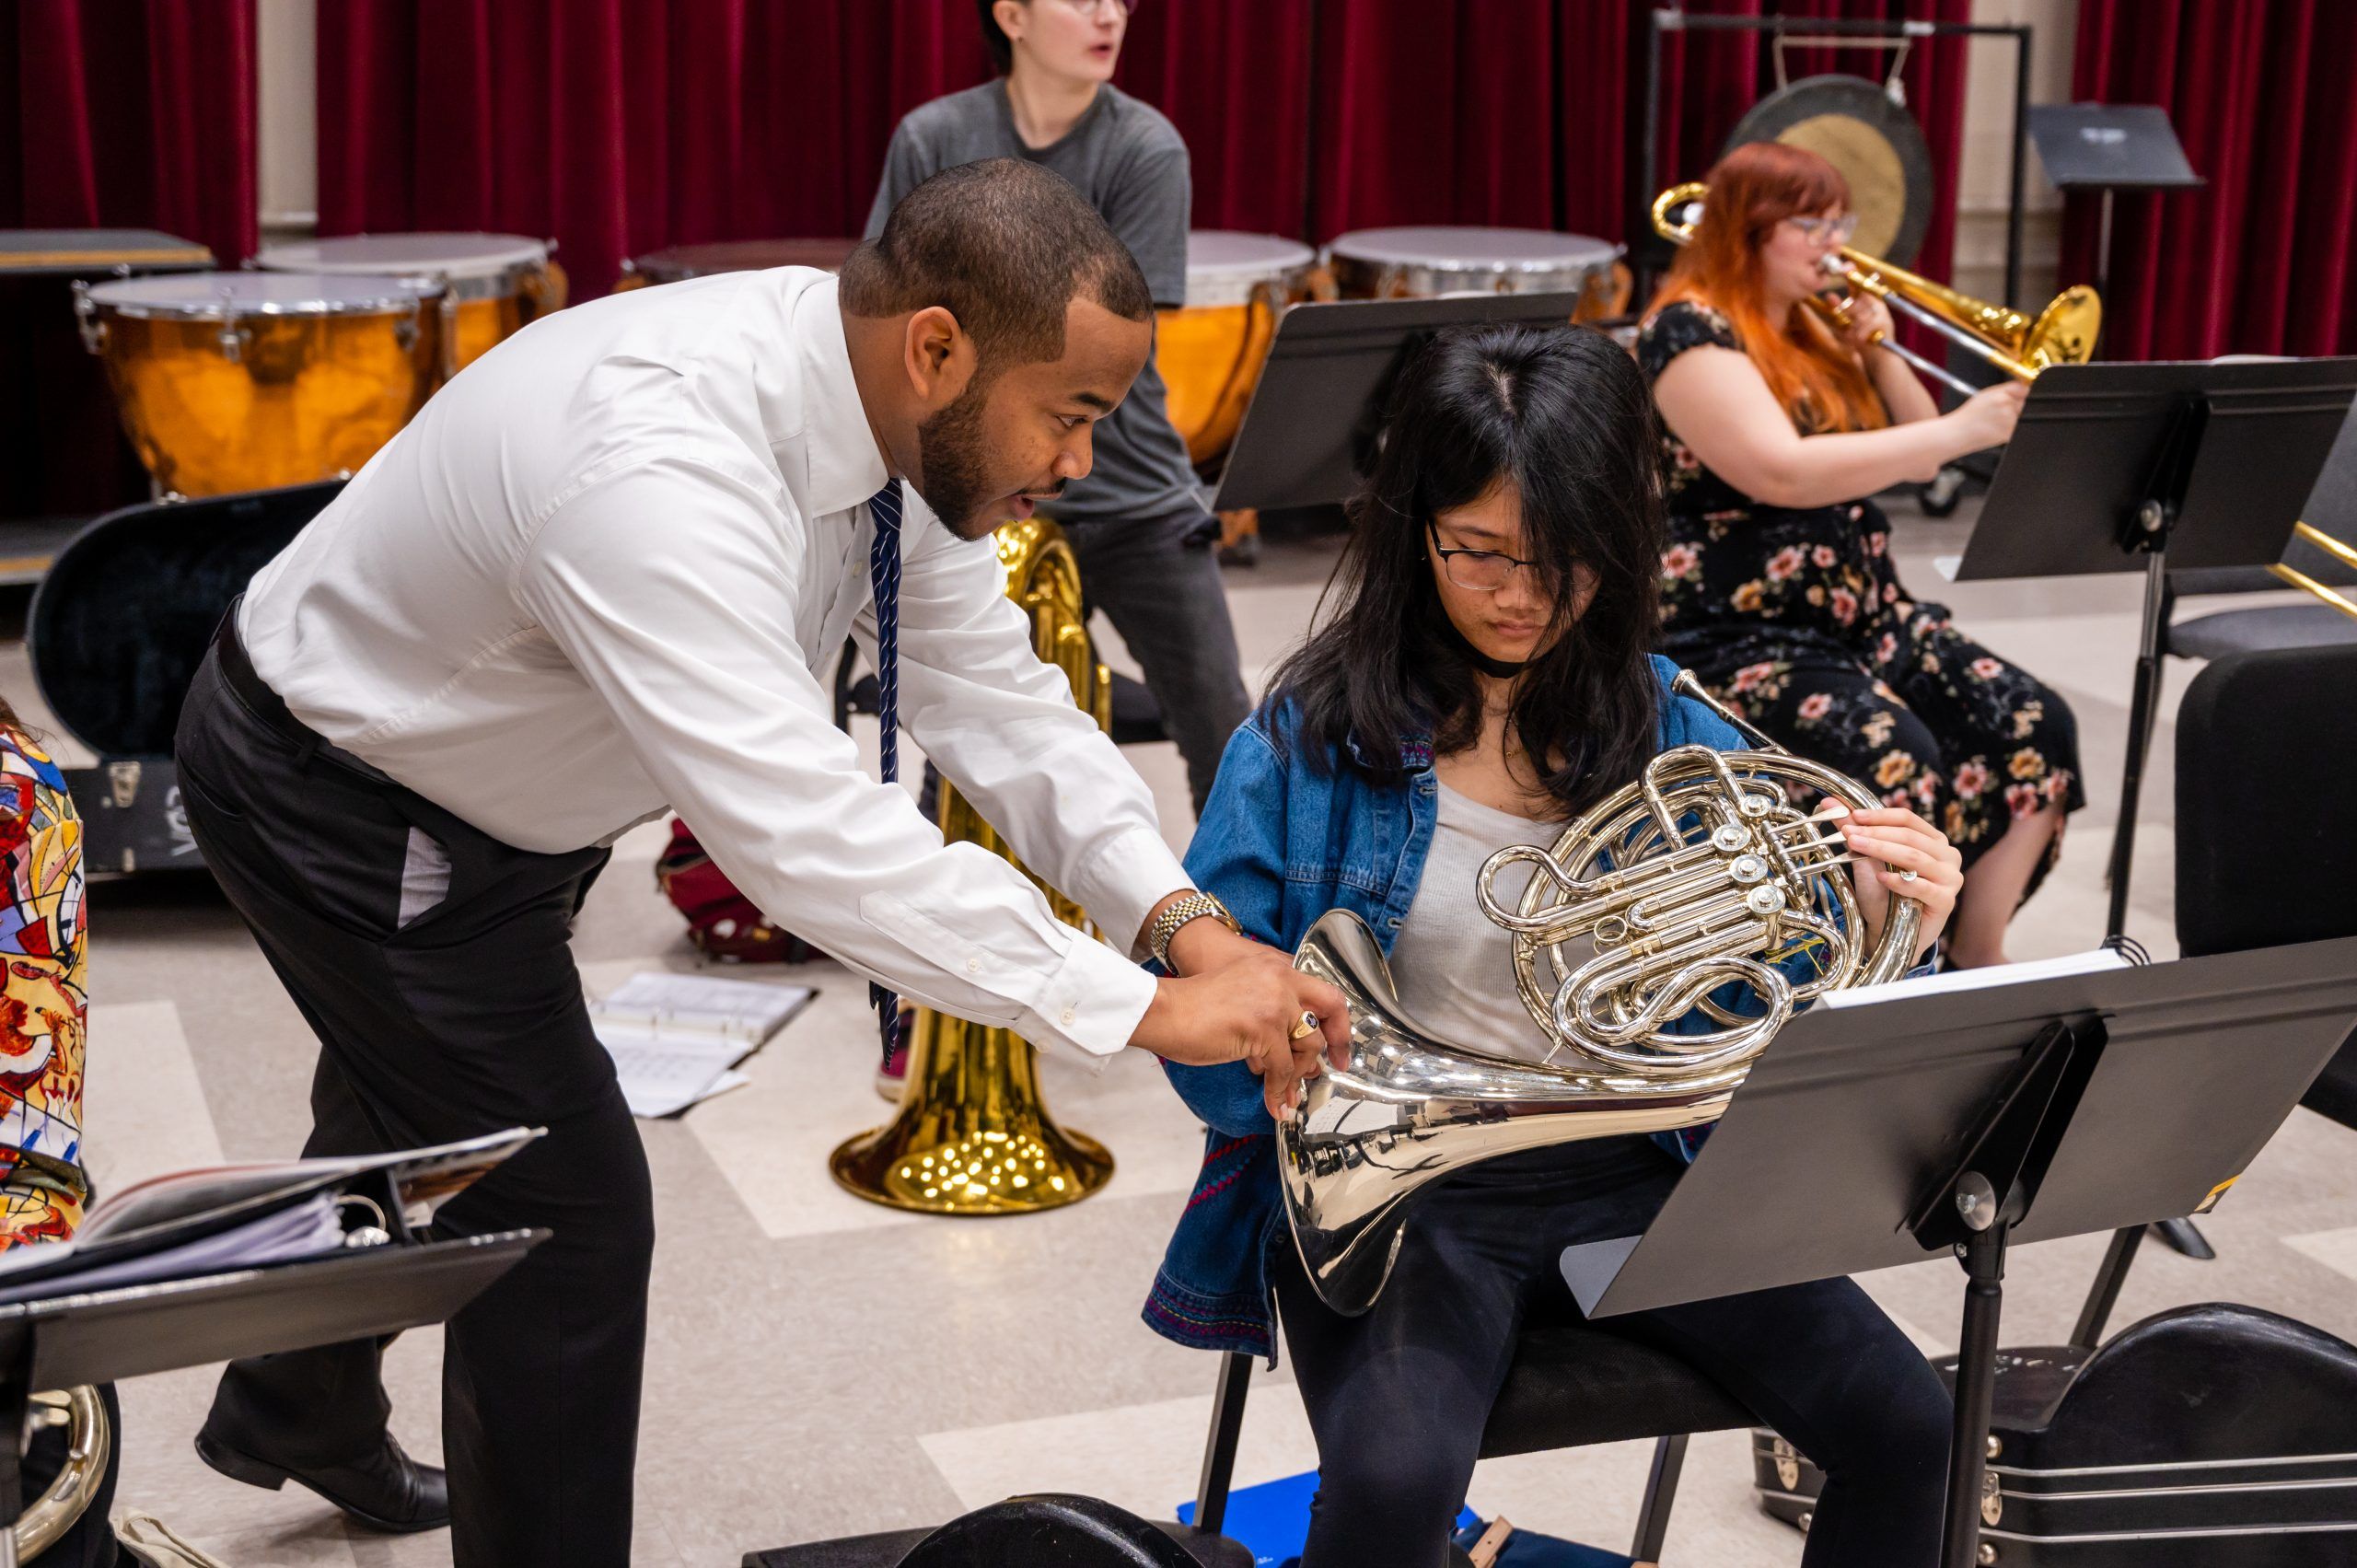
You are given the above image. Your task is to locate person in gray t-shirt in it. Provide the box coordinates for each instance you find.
[866,0,1248,818]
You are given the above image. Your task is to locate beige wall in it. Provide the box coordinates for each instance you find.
[1954,0,2079,306]
[257,0,317,246]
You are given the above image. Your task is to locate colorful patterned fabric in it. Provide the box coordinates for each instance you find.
[0,729,85,1247]
[1637,300,2084,879]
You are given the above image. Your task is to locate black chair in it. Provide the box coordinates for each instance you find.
[1190,1322,1754,1566]
[2104,424,2357,917]
[2174,642,2357,1129]
[2075,641,2357,1343]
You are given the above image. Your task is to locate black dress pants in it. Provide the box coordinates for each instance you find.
[174,633,653,1568]
[1273,1137,1951,1568]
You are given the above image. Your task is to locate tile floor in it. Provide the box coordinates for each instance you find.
[19,493,2357,1566]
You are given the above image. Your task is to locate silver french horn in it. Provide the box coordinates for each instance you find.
[1279,670,1922,1315]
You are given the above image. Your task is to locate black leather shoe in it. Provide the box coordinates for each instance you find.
[194,1426,450,1533]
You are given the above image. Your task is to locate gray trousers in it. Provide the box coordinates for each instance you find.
[1060,505,1250,815]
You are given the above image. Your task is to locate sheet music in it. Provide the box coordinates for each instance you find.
[590,971,813,1042]
[1818,947,2128,1011]
[603,1037,760,1119]
[589,972,814,1118]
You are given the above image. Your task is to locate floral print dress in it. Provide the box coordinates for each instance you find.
[0,727,85,1248]
[1637,301,2084,883]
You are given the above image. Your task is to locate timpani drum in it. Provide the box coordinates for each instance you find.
[1156,231,1325,470]
[251,233,563,376]
[73,272,443,499]
[1326,226,1625,318]
[615,237,864,287]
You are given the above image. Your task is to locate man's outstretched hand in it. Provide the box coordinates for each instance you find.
[1130,918,1352,1120]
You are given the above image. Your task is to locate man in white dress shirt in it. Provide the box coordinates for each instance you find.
[172,159,1345,1567]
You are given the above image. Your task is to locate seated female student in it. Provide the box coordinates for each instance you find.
[1140,323,1964,1568]
[1643,141,2080,967]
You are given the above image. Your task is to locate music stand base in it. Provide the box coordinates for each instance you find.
[2152,1216,2215,1260]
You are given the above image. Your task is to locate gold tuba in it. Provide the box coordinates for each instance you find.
[829,517,1118,1214]
[1649,180,2101,397]
[1279,672,1922,1315]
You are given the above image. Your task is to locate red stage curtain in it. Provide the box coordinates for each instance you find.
[1116,0,1315,237]
[314,1,1977,302]
[0,0,258,264]
[318,0,996,297]
[2062,0,2357,359]
[317,0,1309,296]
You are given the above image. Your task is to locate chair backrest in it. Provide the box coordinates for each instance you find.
[2175,644,2357,956]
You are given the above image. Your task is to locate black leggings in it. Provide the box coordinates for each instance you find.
[1273,1137,1950,1568]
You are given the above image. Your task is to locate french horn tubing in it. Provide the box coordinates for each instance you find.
[1279,672,1922,1315]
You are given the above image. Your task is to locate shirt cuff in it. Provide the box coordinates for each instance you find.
[1067,825,1193,963]
[1019,933,1158,1068]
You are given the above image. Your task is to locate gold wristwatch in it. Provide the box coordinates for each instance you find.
[1148,891,1240,972]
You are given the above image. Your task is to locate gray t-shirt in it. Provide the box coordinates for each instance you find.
[866,81,1202,528]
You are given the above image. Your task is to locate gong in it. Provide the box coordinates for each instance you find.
[1724,74,1935,267]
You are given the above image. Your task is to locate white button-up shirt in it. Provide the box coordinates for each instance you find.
[239,268,1190,1063]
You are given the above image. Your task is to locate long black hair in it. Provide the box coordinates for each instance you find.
[1268,322,1666,814]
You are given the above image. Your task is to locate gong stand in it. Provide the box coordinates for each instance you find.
[1639,9,2035,311]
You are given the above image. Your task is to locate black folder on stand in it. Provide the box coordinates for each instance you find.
[0,1131,548,1558]
[1212,291,1592,515]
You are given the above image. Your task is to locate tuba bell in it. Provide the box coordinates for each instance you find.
[1279,672,1922,1315]
[829,517,1118,1214]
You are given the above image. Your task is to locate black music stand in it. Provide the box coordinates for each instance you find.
[0,1231,541,1565]
[1211,292,1589,515]
[0,1233,539,1565]
[1951,356,2357,940]
[2027,104,2203,339]
[1559,935,2357,1568]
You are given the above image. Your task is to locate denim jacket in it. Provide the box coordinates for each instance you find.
[1142,656,1826,1360]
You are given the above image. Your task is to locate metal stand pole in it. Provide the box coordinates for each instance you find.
[2105,549,2170,939]
[1941,1222,2010,1568]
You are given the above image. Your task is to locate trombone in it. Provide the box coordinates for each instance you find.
[1648,181,2103,400]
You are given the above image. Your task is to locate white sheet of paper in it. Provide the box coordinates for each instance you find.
[605,1032,751,1119]
[1819,947,2128,1011]
[1933,554,1964,581]
[591,972,812,1043]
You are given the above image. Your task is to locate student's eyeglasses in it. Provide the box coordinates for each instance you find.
[1783,213,1859,246]
[1427,521,1555,594]
[1055,0,1134,17]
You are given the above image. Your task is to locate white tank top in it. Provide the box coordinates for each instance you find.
[1384,782,1597,1069]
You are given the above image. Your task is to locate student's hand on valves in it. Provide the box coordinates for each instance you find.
[1820,800,1962,963]
[1132,920,1353,1121]
[1945,380,2028,453]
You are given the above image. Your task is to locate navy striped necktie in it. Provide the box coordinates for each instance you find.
[865,481,904,1063]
